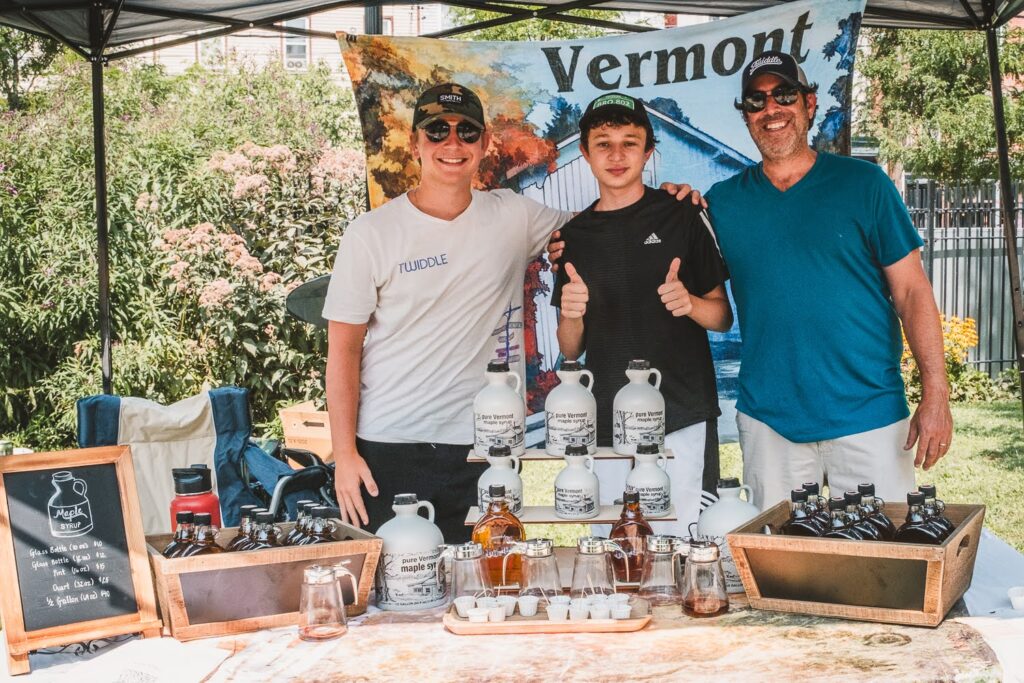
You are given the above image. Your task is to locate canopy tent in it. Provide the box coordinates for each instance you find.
[0,0,1021,410]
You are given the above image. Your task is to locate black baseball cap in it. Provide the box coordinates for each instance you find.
[412,83,486,130]
[741,51,811,94]
[579,92,654,140]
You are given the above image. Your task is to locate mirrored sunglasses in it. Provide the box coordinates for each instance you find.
[422,120,484,144]
[737,85,802,114]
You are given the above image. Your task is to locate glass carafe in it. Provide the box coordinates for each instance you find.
[570,537,623,598]
[503,538,562,600]
[679,538,729,618]
[638,535,686,606]
[438,542,495,601]
[299,565,348,641]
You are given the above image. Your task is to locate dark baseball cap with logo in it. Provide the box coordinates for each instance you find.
[412,83,486,130]
[578,92,655,145]
[741,50,812,94]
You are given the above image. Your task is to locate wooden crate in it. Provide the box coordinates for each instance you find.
[279,401,332,462]
[146,521,381,640]
[727,501,984,627]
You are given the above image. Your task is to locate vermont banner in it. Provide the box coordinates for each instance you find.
[338,0,865,444]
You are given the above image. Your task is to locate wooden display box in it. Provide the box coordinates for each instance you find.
[146,520,381,640]
[727,501,985,627]
[279,401,332,462]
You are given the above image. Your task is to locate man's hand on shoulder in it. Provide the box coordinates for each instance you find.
[547,229,565,270]
[904,387,953,470]
[660,182,708,209]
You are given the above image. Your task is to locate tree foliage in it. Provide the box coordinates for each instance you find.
[448,5,627,41]
[0,28,63,110]
[858,27,1024,182]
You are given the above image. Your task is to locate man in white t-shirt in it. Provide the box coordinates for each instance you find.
[324,83,701,541]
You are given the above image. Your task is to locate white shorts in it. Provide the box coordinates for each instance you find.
[737,411,916,510]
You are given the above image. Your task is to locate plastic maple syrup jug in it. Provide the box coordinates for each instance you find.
[473,361,526,457]
[375,494,447,611]
[477,445,523,514]
[697,478,760,593]
[626,443,671,518]
[544,360,597,456]
[612,360,665,455]
[554,445,600,520]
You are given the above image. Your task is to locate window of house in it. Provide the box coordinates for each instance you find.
[283,18,308,71]
[382,17,394,35]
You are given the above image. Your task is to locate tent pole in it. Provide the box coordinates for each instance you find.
[89,3,113,395]
[985,26,1024,423]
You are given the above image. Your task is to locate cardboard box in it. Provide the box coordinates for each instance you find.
[280,401,332,462]
[727,501,984,627]
[146,520,380,640]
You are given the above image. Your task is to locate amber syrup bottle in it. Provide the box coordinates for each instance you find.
[610,490,654,583]
[162,511,195,558]
[856,483,896,541]
[248,511,283,550]
[822,497,865,540]
[919,484,956,540]
[180,512,224,556]
[780,489,824,536]
[472,484,526,586]
[284,500,317,545]
[226,505,259,551]
[843,491,882,540]
[295,507,337,545]
[801,482,830,529]
[895,492,944,545]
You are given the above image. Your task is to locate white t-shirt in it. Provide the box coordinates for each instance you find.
[323,189,571,444]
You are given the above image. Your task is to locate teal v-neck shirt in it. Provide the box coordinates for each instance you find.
[706,152,923,442]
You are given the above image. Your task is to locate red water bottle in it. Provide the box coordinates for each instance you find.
[169,466,221,531]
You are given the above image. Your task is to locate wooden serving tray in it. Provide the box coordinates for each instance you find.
[442,609,652,635]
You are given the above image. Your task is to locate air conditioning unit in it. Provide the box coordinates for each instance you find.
[286,59,306,70]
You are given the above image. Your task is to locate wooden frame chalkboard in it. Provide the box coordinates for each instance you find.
[0,446,161,675]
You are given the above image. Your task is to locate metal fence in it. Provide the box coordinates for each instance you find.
[904,178,1024,376]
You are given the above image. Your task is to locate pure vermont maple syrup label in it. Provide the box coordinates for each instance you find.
[612,410,665,449]
[474,412,524,453]
[375,549,447,610]
[545,410,595,451]
[631,484,671,516]
[554,485,597,519]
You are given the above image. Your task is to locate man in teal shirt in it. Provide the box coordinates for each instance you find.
[706,51,952,509]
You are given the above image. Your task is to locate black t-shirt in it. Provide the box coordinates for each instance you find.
[552,186,728,443]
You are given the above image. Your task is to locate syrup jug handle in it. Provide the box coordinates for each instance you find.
[649,368,662,390]
[510,455,521,472]
[419,501,436,523]
[584,455,595,473]
[580,369,595,392]
[657,452,668,470]
[740,484,753,502]
[509,373,522,395]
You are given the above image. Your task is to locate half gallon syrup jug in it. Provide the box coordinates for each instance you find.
[473,361,526,457]
[375,494,447,610]
[544,360,597,456]
[612,360,665,455]
[697,478,761,593]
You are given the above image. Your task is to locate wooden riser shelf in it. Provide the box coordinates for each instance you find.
[465,505,677,526]
[467,446,675,463]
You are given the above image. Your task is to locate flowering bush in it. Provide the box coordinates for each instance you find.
[901,315,1012,402]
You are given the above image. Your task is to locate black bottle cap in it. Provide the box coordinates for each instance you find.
[907,491,926,505]
[623,490,640,504]
[487,360,510,372]
[919,484,937,497]
[190,463,209,470]
[718,477,740,489]
[296,499,315,507]
[172,468,207,495]
[636,443,660,455]
[565,445,590,456]
[238,505,258,520]
[791,488,808,502]
[194,512,212,525]
[301,501,319,511]
[311,506,330,518]
[256,511,275,523]
[489,445,512,457]
[802,482,820,495]
[176,510,195,523]
[627,359,650,370]
[394,493,418,505]
[489,484,506,498]
[827,497,846,511]
[560,360,583,372]
[844,491,862,505]
[857,483,875,496]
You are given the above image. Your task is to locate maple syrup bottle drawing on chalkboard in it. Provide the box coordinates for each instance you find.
[47,471,94,538]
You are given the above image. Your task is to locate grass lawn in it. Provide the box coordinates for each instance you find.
[523,400,1024,552]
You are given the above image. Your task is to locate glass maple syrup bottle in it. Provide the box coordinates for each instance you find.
[295,507,337,545]
[822,497,865,540]
[609,490,654,583]
[801,482,830,528]
[284,500,318,545]
[226,505,259,551]
[248,511,283,550]
[472,484,526,586]
[180,512,224,556]
[857,483,896,541]
[780,489,824,537]
[919,484,956,540]
[843,491,882,540]
[162,511,196,558]
[895,492,944,545]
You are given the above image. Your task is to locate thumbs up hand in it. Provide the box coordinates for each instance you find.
[658,257,692,317]
[560,262,589,319]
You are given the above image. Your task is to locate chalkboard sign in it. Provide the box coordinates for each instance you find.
[0,446,160,676]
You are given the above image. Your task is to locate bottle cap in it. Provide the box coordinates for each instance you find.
[296,499,316,507]
[636,443,660,455]
[560,360,583,372]
[175,510,195,523]
[802,482,820,495]
[857,483,875,496]
[919,484,937,498]
[627,359,650,370]
[645,535,677,553]
[488,445,512,457]
[623,490,640,504]
[300,501,319,513]
[256,511,275,523]
[489,484,506,498]
[394,493,418,505]
[907,491,926,505]
[238,505,257,520]
[565,445,589,456]
[577,536,609,554]
[311,506,330,519]
[172,468,207,495]
[194,512,212,525]
[453,542,484,559]
[189,463,209,470]
[790,488,808,502]
[718,477,741,489]
[844,491,862,505]
[487,360,510,372]
[827,497,845,511]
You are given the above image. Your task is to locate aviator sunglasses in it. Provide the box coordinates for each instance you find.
[422,119,484,144]
[736,85,803,113]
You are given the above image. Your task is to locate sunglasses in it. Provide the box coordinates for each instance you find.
[421,119,484,144]
[736,85,803,113]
